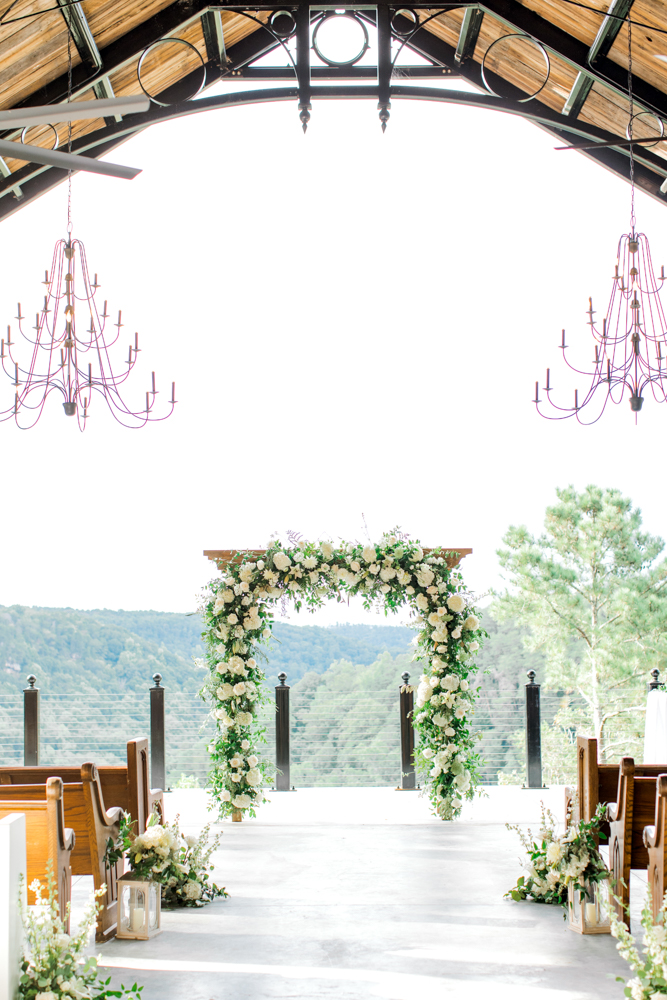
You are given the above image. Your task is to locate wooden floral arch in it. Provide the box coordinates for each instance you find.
[199,535,482,822]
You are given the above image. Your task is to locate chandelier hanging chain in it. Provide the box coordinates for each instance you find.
[628,17,636,233]
[67,29,72,234]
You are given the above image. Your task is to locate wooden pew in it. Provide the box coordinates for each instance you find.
[608,758,665,927]
[0,777,74,930]
[0,737,163,833]
[644,773,667,921]
[0,765,122,941]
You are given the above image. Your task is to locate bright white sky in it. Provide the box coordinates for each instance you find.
[0,45,666,627]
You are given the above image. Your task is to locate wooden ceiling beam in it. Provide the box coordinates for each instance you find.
[478,0,667,122]
[563,0,636,118]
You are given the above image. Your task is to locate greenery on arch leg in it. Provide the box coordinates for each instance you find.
[198,529,486,821]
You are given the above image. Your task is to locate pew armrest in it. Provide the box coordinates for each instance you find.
[644,824,657,849]
[64,827,75,852]
[607,802,619,823]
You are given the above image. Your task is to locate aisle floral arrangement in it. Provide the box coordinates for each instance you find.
[611,890,667,999]
[198,530,485,822]
[107,812,227,907]
[506,802,608,907]
[19,866,142,1000]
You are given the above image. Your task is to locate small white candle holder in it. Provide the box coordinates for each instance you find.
[116,872,161,940]
[568,880,611,934]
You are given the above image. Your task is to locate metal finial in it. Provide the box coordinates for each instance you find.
[402,671,410,685]
[152,672,162,687]
[649,668,662,691]
[527,670,536,683]
[278,672,287,686]
[378,103,390,132]
[26,674,37,688]
[299,104,311,132]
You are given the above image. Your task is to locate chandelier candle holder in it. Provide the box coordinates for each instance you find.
[0,235,176,430]
[534,231,667,424]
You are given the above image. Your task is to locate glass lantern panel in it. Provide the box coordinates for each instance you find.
[149,884,159,930]
[120,884,132,933]
[131,886,147,933]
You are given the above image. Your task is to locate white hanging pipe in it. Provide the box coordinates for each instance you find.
[0,96,150,128]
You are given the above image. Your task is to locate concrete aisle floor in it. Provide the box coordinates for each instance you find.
[89,787,634,1000]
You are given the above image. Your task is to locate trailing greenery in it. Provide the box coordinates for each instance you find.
[611,889,667,999]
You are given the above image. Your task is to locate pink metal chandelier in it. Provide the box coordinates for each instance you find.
[534,231,667,424]
[535,21,667,425]
[0,233,176,431]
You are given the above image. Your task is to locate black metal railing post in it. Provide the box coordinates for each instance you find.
[398,671,416,790]
[150,673,166,791]
[525,670,543,788]
[275,672,291,791]
[23,674,39,765]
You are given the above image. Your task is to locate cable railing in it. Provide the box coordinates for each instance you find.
[1,669,569,789]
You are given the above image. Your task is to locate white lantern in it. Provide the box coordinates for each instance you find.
[116,873,161,940]
[568,881,611,934]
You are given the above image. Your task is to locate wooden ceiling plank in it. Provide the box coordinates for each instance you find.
[563,0,635,117]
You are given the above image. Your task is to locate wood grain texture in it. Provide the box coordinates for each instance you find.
[204,547,472,568]
[0,777,74,929]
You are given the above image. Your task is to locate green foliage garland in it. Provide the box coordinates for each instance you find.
[199,530,485,820]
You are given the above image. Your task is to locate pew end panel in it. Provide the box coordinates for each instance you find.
[645,773,667,922]
[0,777,75,930]
[607,757,635,926]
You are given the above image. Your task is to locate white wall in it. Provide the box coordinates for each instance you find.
[0,815,26,1000]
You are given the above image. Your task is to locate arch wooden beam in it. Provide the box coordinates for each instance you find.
[204,547,473,569]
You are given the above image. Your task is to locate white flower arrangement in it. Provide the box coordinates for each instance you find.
[19,865,142,1000]
[200,529,484,821]
[610,891,667,998]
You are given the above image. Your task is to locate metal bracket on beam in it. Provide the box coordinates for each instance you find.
[0,157,22,201]
[296,4,311,132]
[377,4,391,131]
[56,0,103,72]
[92,76,123,126]
[563,0,635,118]
[202,9,228,69]
[455,6,484,65]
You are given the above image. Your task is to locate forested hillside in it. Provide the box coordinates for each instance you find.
[0,603,552,785]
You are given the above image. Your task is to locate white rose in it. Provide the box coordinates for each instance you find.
[228,656,246,675]
[463,615,480,631]
[455,705,466,719]
[217,683,233,700]
[246,768,262,786]
[380,566,396,582]
[227,614,238,625]
[36,993,58,1000]
[415,594,429,611]
[432,714,448,727]
[221,790,231,802]
[451,627,462,639]
[428,612,442,626]
[185,834,198,848]
[233,794,251,808]
[445,727,456,737]
[238,712,253,725]
[213,596,226,614]
[183,880,203,900]
[460,679,469,691]
[447,594,466,613]
[257,560,265,570]
[468,640,479,652]
[273,552,292,572]
[233,682,246,696]
[452,797,463,810]
[406,585,415,594]
[321,542,334,560]
[442,674,459,691]
[247,755,259,767]
[416,568,435,588]
[546,841,563,865]
[287,580,300,591]
[416,681,433,708]
[230,756,243,767]
[362,545,377,563]
[422,748,435,760]
[241,740,250,750]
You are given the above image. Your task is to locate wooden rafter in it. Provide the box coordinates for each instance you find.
[204,548,473,569]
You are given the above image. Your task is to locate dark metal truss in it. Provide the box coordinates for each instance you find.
[1,1,667,220]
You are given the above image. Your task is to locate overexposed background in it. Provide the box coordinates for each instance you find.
[0,57,665,624]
